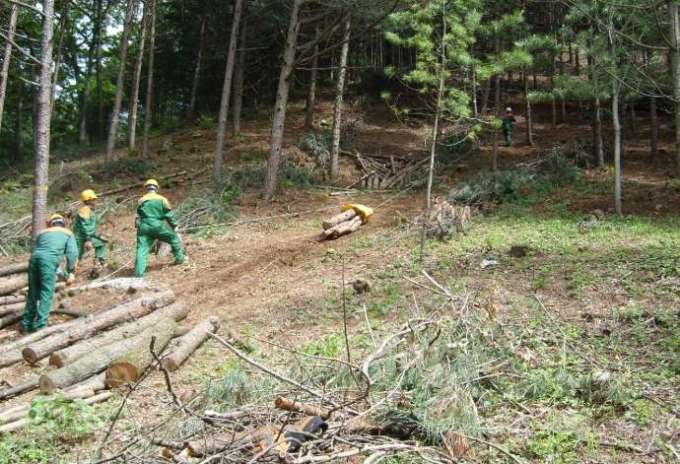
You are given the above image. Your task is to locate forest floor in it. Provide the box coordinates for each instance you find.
[0,101,679,463]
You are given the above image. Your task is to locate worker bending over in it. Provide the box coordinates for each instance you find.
[74,189,106,267]
[135,179,186,277]
[21,214,78,333]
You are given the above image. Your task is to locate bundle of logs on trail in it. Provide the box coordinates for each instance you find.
[0,262,30,330]
[0,278,219,434]
[352,151,429,190]
[321,209,364,240]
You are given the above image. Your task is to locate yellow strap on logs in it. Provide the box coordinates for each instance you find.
[341,204,374,223]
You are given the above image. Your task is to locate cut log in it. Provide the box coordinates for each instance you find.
[0,378,39,401]
[161,317,219,371]
[0,312,21,329]
[322,216,362,240]
[0,318,83,368]
[65,372,106,393]
[274,396,330,419]
[52,307,88,318]
[322,209,357,230]
[49,302,188,368]
[105,318,177,388]
[39,320,172,394]
[0,262,28,278]
[69,277,157,295]
[0,274,28,296]
[0,388,96,425]
[0,295,24,306]
[0,302,23,316]
[23,289,175,364]
[186,428,271,457]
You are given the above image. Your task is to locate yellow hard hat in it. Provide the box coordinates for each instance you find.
[144,179,159,190]
[80,189,98,202]
[49,213,65,226]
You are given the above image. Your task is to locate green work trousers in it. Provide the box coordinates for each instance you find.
[21,256,59,332]
[135,220,185,277]
[75,235,107,263]
[503,127,513,146]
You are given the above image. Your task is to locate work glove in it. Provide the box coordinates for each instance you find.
[66,273,76,286]
[84,240,93,252]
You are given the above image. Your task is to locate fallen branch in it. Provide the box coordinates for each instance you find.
[274,397,330,419]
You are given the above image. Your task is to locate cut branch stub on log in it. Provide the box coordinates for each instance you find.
[161,316,219,372]
[0,274,28,296]
[23,289,175,364]
[49,302,189,368]
[274,396,330,419]
[105,318,178,388]
[0,262,28,278]
[322,209,357,230]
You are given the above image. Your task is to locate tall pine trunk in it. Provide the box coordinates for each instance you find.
[671,2,680,175]
[612,83,622,215]
[213,0,244,184]
[128,5,147,153]
[0,3,18,133]
[264,0,303,201]
[330,16,351,181]
[491,39,501,172]
[594,96,604,168]
[187,15,207,121]
[32,0,56,239]
[51,0,71,107]
[650,95,658,159]
[304,24,320,129]
[523,70,533,146]
[95,0,104,141]
[14,78,23,162]
[105,0,136,161]
[142,0,157,158]
[232,12,248,134]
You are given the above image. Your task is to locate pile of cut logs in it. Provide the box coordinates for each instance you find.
[0,262,30,330]
[353,151,429,189]
[321,208,366,240]
[0,274,218,435]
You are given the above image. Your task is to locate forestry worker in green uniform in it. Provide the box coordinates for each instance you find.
[74,189,106,266]
[21,214,78,333]
[134,179,186,277]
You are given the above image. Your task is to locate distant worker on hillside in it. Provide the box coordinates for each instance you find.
[74,189,107,269]
[502,107,516,147]
[21,214,78,333]
[134,179,186,277]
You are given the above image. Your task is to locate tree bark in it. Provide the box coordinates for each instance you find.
[128,3,148,153]
[31,0,56,239]
[304,24,320,129]
[650,95,658,159]
[213,0,244,185]
[330,16,351,181]
[142,0,157,158]
[50,0,71,108]
[594,96,604,168]
[671,2,680,175]
[612,82,622,215]
[14,77,23,161]
[0,269,28,296]
[232,14,248,134]
[492,36,500,172]
[95,0,104,141]
[22,290,175,364]
[161,316,219,371]
[323,216,362,240]
[322,209,356,230]
[0,294,25,305]
[264,0,303,201]
[105,0,136,161]
[524,71,533,146]
[0,3,18,134]
[0,312,21,329]
[187,14,207,121]
[105,318,177,388]
[49,302,188,368]
[0,262,28,277]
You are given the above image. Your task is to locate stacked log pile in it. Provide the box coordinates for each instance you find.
[353,151,429,189]
[321,207,371,241]
[0,277,218,435]
[0,263,31,330]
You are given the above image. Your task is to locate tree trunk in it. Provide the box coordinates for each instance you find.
[0,318,84,368]
[105,318,177,388]
[304,25,320,129]
[0,294,25,305]
[95,0,104,141]
[524,71,533,146]
[575,48,580,75]
[22,290,175,364]
[187,15,207,121]
[650,95,658,159]
[0,312,21,329]
[105,0,136,162]
[480,79,491,115]
[161,317,219,371]
[263,0,303,201]
[594,97,604,168]
[232,13,247,134]
[14,77,23,161]
[0,262,28,277]
[322,209,357,230]
[128,4,148,153]
[0,3,18,133]
[142,0,157,158]
[51,0,71,108]
[330,16,351,181]
[612,83,622,215]
[213,0,244,185]
[49,302,188,368]
[672,2,680,175]
[491,36,500,171]
[31,0,57,239]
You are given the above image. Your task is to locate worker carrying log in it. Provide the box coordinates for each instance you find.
[134,179,186,277]
[21,214,78,333]
[74,189,107,269]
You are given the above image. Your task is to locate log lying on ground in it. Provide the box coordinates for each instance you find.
[0,274,28,296]
[0,318,84,368]
[0,391,113,434]
[0,295,24,306]
[0,302,23,316]
[69,277,156,295]
[0,262,28,278]
[0,378,39,401]
[0,312,21,329]
[274,396,330,419]
[50,302,189,368]
[322,216,363,240]
[322,209,357,230]
[186,428,272,457]
[23,289,175,364]
[161,317,219,372]
[105,318,177,388]
[52,307,88,318]
[66,372,106,394]
[0,387,97,425]
[39,320,173,394]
